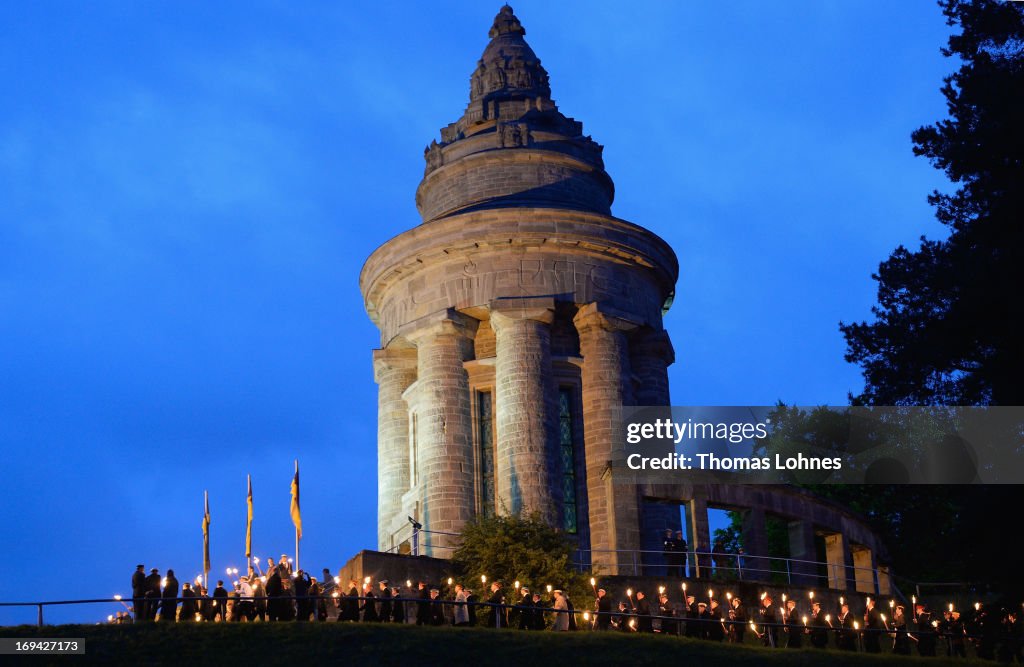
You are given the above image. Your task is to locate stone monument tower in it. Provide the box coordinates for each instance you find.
[361,5,679,571]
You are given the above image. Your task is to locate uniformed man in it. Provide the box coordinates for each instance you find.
[729,597,747,644]
[783,599,801,648]
[836,603,857,651]
[759,594,779,648]
[658,593,678,635]
[915,605,938,657]
[809,601,829,648]
[863,598,882,653]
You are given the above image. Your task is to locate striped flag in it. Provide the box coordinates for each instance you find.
[202,490,211,574]
[245,475,253,559]
[290,461,302,540]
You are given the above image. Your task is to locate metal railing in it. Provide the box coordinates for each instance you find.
[383,529,891,595]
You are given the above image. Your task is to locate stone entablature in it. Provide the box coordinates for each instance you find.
[361,208,677,349]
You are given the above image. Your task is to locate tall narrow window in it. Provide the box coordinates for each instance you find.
[559,387,578,533]
[477,390,495,517]
[409,412,418,489]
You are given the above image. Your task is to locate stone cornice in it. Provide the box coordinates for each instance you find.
[360,208,678,325]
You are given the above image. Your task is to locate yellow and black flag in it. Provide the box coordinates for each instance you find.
[290,460,302,540]
[245,475,253,559]
[202,490,211,575]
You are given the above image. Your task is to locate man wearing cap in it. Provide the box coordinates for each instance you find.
[131,565,146,622]
[236,576,254,622]
[729,597,747,643]
[783,598,801,648]
[658,593,678,635]
[809,601,829,648]
[180,582,197,622]
[836,603,856,651]
[685,594,700,638]
[915,605,938,657]
[516,586,533,630]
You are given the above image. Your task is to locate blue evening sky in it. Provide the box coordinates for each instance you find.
[0,2,952,623]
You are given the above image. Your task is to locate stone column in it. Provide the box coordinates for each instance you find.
[405,310,478,556]
[630,327,680,573]
[574,303,640,575]
[373,347,418,551]
[788,520,819,586]
[687,493,712,579]
[630,327,674,406]
[741,506,769,582]
[490,297,558,522]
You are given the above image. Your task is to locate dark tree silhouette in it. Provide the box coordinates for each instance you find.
[841,0,1024,406]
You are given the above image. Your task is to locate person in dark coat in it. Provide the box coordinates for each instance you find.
[486,582,506,628]
[915,607,938,657]
[759,595,779,648]
[293,570,312,621]
[684,595,701,638]
[658,594,678,635]
[809,601,829,648]
[131,565,146,622]
[783,599,801,648]
[338,580,359,622]
[947,611,967,658]
[377,581,392,622]
[836,604,857,651]
[662,529,680,577]
[863,599,882,653]
[415,581,431,626]
[517,587,534,630]
[309,578,324,622]
[144,568,162,621]
[265,569,282,621]
[566,593,576,631]
[634,592,653,633]
[390,586,405,623]
[361,583,379,622]
[429,589,445,625]
[212,581,228,622]
[730,597,747,644]
[595,589,612,631]
[707,599,725,642]
[179,583,197,622]
[161,570,179,622]
[891,605,912,655]
[530,592,545,630]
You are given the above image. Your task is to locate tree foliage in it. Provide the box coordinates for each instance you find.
[449,512,592,618]
[840,0,1024,406]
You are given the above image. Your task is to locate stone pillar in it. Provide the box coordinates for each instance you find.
[574,303,640,575]
[687,494,712,579]
[825,533,852,590]
[630,327,674,406]
[876,565,892,596]
[405,310,478,556]
[787,520,818,586]
[373,347,418,551]
[852,546,876,594]
[741,506,769,582]
[490,297,558,521]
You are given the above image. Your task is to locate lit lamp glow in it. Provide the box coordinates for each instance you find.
[448,578,454,586]
[809,591,815,600]
[114,595,122,601]
[546,585,553,594]
[364,576,371,585]
[802,615,808,626]
[481,575,487,584]
[514,581,520,590]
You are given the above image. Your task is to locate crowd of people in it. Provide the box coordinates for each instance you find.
[118,558,1023,662]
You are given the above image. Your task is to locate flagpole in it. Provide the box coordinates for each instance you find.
[203,490,210,596]
[294,460,300,572]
